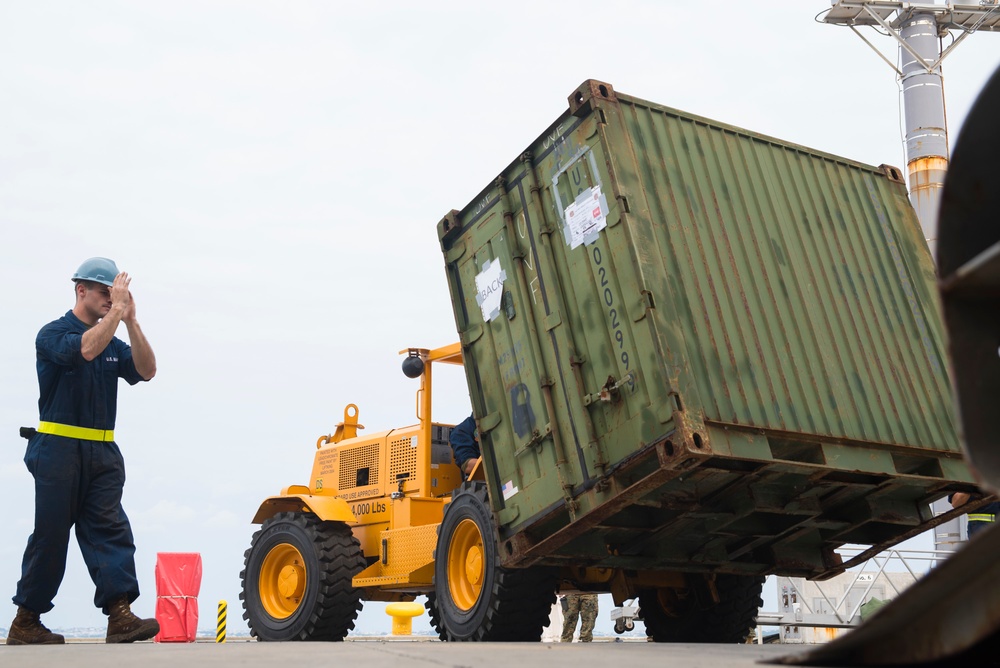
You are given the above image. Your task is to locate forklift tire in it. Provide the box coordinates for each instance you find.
[425,591,443,639]
[639,574,764,643]
[428,481,556,641]
[240,511,365,641]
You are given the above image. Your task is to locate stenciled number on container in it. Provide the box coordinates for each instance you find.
[592,246,635,391]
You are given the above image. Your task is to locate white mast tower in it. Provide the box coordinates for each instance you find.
[822,1,998,558]
[821,1,999,260]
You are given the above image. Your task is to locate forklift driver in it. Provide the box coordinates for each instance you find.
[449,415,479,478]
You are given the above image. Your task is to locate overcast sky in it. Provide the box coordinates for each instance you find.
[1,1,997,638]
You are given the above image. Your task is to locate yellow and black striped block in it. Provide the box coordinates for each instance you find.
[217,600,227,643]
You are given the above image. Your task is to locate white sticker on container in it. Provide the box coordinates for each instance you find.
[501,480,519,501]
[475,258,507,322]
[563,185,608,249]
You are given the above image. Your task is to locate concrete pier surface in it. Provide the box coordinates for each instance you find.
[1,637,804,668]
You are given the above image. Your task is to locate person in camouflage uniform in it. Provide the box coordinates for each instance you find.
[561,593,599,642]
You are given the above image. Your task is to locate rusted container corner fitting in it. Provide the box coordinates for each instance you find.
[437,79,974,580]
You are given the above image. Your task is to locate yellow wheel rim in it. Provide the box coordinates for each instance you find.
[448,518,485,611]
[259,543,306,619]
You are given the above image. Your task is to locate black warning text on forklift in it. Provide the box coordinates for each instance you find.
[351,501,387,517]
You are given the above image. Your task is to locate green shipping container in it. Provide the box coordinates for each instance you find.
[437,80,973,579]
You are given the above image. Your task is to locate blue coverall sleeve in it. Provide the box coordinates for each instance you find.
[36,322,83,367]
[113,339,146,385]
[450,416,480,467]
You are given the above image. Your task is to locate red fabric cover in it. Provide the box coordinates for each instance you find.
[154,552,202,643]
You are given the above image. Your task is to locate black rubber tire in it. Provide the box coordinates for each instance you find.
[424,591,447,640]
[431,481,557,641]
[240,512,365,641]
[640,574,764,643]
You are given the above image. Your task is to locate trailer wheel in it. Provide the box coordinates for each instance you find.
[639,574,764,643]
[240,511,364,641]
[432,481,556,641]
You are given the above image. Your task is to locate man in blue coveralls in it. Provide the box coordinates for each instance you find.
[7,258,160,645]
[450,415,480,478]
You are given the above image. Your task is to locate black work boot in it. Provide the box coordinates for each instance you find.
[105,596,159,643]
[6,606,65,645]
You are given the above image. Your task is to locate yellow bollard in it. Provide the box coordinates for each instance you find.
[217,600,227,643]
[385,602,424,636]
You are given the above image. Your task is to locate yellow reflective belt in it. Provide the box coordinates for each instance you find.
[37,421,115,442]
[968,513,996,522]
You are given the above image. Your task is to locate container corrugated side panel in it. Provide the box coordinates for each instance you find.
[438,84,969,575]
[611,94,959,452]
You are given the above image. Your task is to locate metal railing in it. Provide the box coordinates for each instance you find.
[756,545,959,633]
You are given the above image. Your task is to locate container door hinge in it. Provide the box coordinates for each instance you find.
[461,324,484,346]
[478,411,502,435]
[633,289,655,322]
[444,239,467,263]
[608,194,628,228]
[498,506,520,525]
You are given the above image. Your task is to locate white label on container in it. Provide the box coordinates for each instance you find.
[475,258,507,322]
[564,185,608,249]
[501,480,519,501]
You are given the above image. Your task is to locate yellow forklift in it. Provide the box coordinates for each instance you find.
[240,344,563,642]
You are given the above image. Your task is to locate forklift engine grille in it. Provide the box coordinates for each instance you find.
[390,436,418,483]
[339,443,380,490]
